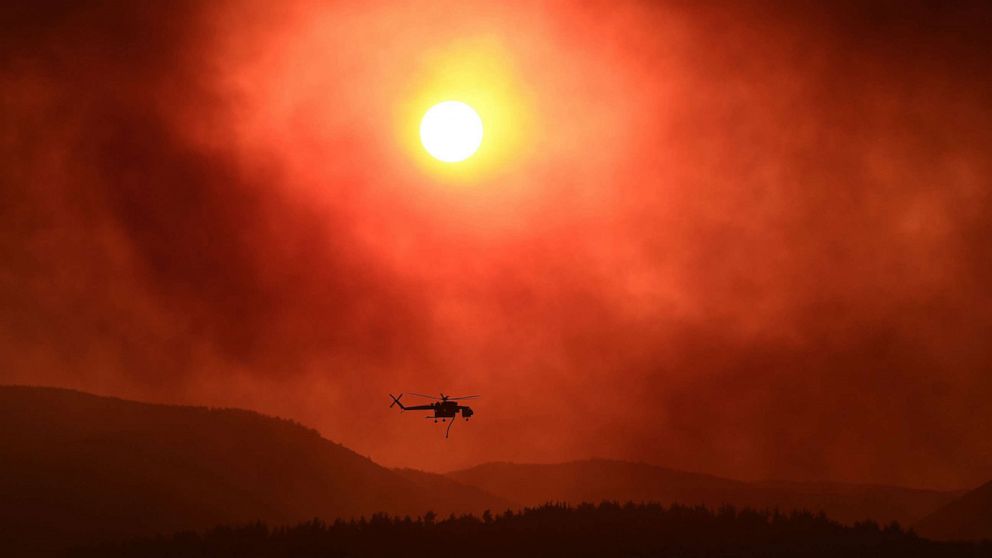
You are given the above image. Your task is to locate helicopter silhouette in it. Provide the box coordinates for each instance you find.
[389,392,478,438]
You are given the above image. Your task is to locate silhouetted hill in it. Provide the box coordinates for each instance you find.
[71,503,992,558]
[916,481,992,541]
[391,468,515,511]
[0,386,505,554]
[448,460,959,526]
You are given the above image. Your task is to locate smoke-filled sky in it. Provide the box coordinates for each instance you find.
[2,0,991,490]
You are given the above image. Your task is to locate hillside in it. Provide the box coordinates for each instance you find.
[0,386,505,553]
[448,460,959,526]
[0,385,974,554]
[916,481,992,541]
[392,468,515,511]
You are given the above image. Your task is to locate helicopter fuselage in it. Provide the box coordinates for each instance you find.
[389,393,474,421]
[431,400,473,419]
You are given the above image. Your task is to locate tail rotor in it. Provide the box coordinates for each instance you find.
[389,393,405,410]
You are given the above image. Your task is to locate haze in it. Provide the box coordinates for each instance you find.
[1,0,990,490]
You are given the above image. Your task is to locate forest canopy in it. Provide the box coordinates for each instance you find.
[71,502,990,558]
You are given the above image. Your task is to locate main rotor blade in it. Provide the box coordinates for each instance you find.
[447,395,480,400]
[407,392,442,400]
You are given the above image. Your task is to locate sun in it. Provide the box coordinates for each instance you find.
[419,101,484,163]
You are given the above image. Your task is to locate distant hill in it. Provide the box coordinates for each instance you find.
[0,385,973,554]
[448,460,959,527]
[392,468,514,511]
[916,481,992,541]
[0,386,505,554]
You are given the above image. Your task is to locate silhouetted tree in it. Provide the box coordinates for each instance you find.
[69,502,992,558]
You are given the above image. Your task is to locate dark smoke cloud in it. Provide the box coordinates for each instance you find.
[1,0,990,490]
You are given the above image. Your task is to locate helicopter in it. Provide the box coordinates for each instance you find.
[388,392,478,438]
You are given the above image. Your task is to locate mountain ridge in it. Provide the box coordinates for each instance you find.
[446,459,962,526]
[0,385,504,553]
[915,481,992,541]
[0,384,981,553]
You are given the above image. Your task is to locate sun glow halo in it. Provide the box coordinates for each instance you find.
[420,101,483,163]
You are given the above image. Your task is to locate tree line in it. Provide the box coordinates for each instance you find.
[70,501,991,557]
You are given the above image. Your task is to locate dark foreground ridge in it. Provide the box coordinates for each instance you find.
[71,502,991,558]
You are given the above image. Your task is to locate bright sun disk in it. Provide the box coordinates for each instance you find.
[420,101,483,163]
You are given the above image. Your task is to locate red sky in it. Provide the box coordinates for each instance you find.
[2,0,991,490]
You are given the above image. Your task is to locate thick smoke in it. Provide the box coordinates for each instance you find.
[1,0,990,489]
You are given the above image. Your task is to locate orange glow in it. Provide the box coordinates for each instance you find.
[5,0,992,492]
[397,37,535,181]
